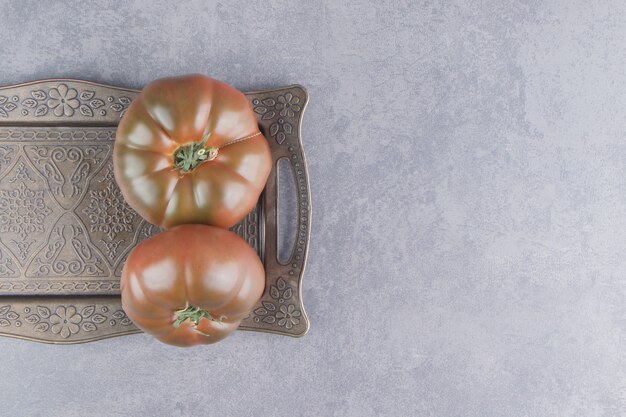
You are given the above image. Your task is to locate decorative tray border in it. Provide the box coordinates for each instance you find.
[0,79,311,343]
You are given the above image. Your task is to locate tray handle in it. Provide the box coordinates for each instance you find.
[239,85,311,336]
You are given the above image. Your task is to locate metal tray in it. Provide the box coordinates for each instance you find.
[0,79,310,343]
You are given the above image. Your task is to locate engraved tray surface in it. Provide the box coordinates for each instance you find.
[0,79,310,343]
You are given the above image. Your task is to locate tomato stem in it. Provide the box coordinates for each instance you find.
[173,303,224,328]
[173,132,218,174]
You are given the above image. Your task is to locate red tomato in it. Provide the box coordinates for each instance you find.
[114,74,271,229]
[121,225,265,346]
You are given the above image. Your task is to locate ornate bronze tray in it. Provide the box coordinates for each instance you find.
[0,79,310,343]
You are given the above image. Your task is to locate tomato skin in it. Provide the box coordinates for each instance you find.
[113,74,271,229]
[120,225,265,347]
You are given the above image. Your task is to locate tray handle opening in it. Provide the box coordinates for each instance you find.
[276,157,298,265]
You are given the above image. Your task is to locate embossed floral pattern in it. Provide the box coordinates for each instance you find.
[99,239,124,260]
[270,118,292,144]
[0,146,14,166]
[252,98,277,120]
[98,162,116,183]
[253,277,301,328]
[82,182,136,240]
[0,305,20,327]
[276,93,301,118]
[10,240,34,261]
[108,96,132,118]
[47,84,80,117]
[13,304,135,339]
[0,96,18,118]
[76,90,107,117]
[275,304,301,329]
[270,277,294,303]
[0,182,52,240]
[21,86,114,118]
[9,161,35,183]
[0,250,16,277]
[49,306,81,338]
[252,93,301,145]
[28,223,105,277]
[25,145,108,209]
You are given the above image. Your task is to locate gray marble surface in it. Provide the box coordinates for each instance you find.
[0,1,625,416]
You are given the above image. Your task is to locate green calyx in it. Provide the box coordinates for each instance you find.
[173,304,224,329]
[173,132,218,173]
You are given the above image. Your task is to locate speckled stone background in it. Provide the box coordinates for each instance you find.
[0,1,625,416]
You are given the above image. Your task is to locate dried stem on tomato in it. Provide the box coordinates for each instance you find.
[173,132,219,173]
[173,303,225,328]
